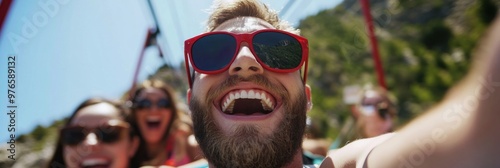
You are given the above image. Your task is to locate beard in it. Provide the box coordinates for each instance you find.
[190,74,307,168]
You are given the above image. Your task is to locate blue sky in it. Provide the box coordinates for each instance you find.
[0,0,341,141]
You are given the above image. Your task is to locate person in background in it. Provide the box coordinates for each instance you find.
[351,86,397,138]
[328,85,397,153]
[129,79,201,167]
[47,97,139,168]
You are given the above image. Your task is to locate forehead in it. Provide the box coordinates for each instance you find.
[137,88,167,99]
[214,17,275,33]
[71,103,122,126]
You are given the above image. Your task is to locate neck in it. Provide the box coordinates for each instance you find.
[146,142,167,163]
[284,151,305,168]
[207,150,304,168]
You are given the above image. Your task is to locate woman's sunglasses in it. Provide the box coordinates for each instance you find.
[61,120,129,146]
[359,102,390,119]
[133,98,172,110]
[184,29,309,88]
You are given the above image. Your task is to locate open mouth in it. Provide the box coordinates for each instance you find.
[81,158,111,168]
[146,117,161,129]
[221,89,276,115]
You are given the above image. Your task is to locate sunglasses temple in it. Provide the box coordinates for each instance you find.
[184,51,193,89]
[302,58,308,84]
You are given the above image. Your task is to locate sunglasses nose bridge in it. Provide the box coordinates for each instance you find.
[149,105,160,112]
[148,102,162,111]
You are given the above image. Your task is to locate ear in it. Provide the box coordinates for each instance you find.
[305,84,312,112]
[187,89,192,105]
[128,136,139,158]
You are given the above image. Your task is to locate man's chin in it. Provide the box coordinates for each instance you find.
[226,124,262,138]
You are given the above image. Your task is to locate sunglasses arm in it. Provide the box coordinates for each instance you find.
[185,47,193,89]
[302,58,308,84]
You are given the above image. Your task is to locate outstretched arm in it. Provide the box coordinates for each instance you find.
[365,15,500,168]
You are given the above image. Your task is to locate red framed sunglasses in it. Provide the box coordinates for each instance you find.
[184,29,309,88]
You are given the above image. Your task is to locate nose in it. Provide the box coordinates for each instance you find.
[149,104,160,113]
[83,132,99,146]
[80,132,100,153]
[228,43,264,77]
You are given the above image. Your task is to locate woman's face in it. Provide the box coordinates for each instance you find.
[358,91,393,138]
[135,88,174,144]
[63,102,138,168]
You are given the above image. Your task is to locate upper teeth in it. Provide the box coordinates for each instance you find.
[82,158,109,166]
[222,89,274,112]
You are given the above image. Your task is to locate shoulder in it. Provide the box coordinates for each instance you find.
[321,133,395,168]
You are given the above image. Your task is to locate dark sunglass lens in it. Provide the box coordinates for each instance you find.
[157,99,171,108]
[253,32,302,69]
[136,99,152,109]
[62,127,86,145]
[192,34,237,71]
[378,108,389,118]
[97,126,122,143]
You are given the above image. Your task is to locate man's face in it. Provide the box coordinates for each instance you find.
[188,17,311,167]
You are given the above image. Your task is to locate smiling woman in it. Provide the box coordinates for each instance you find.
[46,97,139,168]
[129,79,201,167]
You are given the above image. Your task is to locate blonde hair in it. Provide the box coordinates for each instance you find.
[206,0,299,34]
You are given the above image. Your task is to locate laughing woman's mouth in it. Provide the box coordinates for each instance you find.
[81,158,111,168]
[146,117,161,129]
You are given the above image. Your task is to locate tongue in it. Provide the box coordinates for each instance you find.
[232,99,266,115]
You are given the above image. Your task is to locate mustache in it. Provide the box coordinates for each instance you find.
[205,74,287,104]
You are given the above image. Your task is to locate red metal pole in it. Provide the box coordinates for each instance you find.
[128,0,165,100]
[0,0,14,38]
[128,29,153,100]
[360,0,387,89]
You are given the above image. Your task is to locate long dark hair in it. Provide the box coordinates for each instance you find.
[46,97,134,168]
